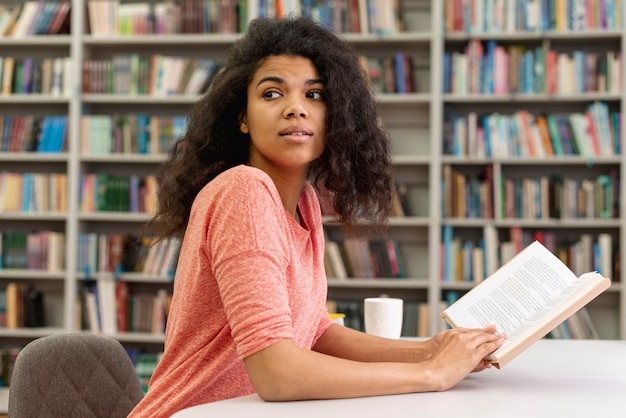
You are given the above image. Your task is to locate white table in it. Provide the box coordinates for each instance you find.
[171,339,626,417]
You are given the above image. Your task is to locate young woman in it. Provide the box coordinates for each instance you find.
[128,16,504,418]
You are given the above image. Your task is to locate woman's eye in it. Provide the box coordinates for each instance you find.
[307,90,324,100]
[263,90,281,99]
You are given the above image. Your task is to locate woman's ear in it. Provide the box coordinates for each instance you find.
[239,114,249,134]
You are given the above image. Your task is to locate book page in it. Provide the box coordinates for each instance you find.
[490,272,600,342]
[442,241,582,336]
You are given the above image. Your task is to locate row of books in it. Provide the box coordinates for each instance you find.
[361,53,417,95]
[0,115,68,153]
[87,0,243,36]
[442,165,494,219]
[127,236,181,277]
[325,237,406,280]
[82,56,220,96]
[0,1,70,37]
[441,225,487,282]
[0,230,65,271]
[81,114,186,155]
[81,51,417,97]
[499,228,616,278]
[1,56,71,97]
[500,172,618,220]
[77,279,171,335]
[0,283,46,328]
[0,172,68,214]
[441,226,616,283]
[77,233,181,280]
[441,165,619,220]
[444,0,622,33]
[443,102,621,158]
[79,173,158,214]
[443,41,622,95]
[86,0,405,36]
[250,0,405,36]
[1,229,181,275]
[0,171,158,215]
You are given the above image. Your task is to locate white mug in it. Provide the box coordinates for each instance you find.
[364,297,403,339]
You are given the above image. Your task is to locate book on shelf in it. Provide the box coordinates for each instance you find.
[46,1,71,35]
[79,173,158,214]
[2,283,45,329]
[440,240,611,369]
[0,230,64,270]
[81,113,185,155]
[1,57,15,95]
[440,225,486,283]
[328,237,406,279]
[0,1,70,37]
[389,182,413,217]
[324,239,347,280]
[342,237,373,278]
[402,300,419,337]
[8,1,39,38]
[441,165,493,219]
[0,115,66,153]
[77,278,172,335]
[399,300,449,338]
[96,278,117,334]
[76,233,182,279]
[0,6,20,37]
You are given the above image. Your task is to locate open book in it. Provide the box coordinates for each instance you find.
[440,240,611,369]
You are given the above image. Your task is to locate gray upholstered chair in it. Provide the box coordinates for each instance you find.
[8,333,144,417]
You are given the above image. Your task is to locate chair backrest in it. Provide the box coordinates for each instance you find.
[8,333,144,418]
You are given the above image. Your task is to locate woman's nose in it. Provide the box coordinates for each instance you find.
[283,97,308,118]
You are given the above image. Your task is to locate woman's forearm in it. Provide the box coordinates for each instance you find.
[312,323,434,363]
[244,326,503,401]
[244,337,439,401]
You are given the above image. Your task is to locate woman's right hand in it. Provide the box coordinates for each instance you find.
[424,325,506,391]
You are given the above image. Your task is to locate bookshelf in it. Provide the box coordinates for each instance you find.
[437,0,625,341]
[0,0,73,353]
[0,0,624,372]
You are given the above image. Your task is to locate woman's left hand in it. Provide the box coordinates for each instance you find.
[423,327,497,373]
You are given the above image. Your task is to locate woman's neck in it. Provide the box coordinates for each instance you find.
[252,164,307,220]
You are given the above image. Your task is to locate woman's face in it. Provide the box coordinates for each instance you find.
[241,55,327,178]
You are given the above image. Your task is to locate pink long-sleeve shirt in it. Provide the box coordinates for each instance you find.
[129,165,333,418]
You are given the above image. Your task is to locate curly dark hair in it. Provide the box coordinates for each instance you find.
[144,16,394,241]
